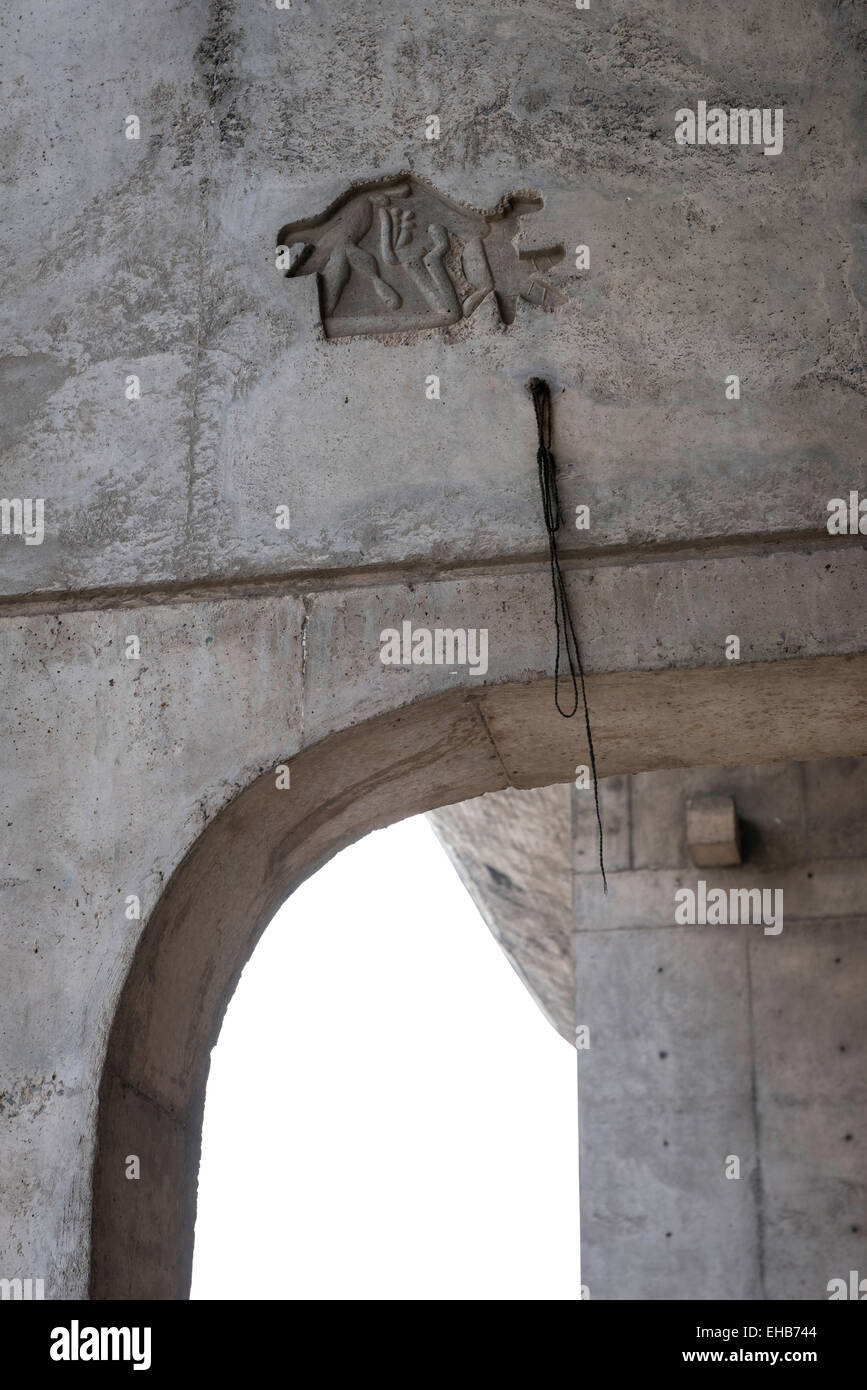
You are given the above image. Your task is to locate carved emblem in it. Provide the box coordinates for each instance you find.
[277,176,566,339]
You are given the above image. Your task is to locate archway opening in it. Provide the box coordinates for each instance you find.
[91,659,861,1298]
[190,814,578,1300]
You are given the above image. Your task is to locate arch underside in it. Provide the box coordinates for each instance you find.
[90,654,867,1298]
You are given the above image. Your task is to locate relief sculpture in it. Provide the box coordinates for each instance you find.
[277,176,566,339]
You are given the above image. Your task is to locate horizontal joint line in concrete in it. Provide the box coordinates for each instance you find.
[572,912,867,933]
[0,529,858,618]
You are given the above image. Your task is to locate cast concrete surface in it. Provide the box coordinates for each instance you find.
[0,0,864,1297]
[434,758,867,1299]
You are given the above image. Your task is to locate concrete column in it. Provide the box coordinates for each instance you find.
[575,758,867,1300]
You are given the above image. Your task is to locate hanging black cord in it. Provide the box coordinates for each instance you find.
[528,377,607,891]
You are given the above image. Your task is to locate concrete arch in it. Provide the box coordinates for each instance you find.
[90,654,865,1298]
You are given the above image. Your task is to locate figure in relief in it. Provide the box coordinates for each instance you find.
[277,176,566,338]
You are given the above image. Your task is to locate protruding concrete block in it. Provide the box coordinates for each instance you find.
[686,794,742,867]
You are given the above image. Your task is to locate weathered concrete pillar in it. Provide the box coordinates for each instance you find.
[575,759,867,1300]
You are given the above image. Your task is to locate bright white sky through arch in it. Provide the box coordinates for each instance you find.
[191,812,578,1300]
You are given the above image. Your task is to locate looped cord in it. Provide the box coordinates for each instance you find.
[528,377,606,891]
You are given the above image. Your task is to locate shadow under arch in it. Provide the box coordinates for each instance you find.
[90,656,866,1298]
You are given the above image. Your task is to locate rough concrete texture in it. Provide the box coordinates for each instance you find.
[2,0,866,597]
[430,785,574,1041]
[574,759,867,1300]
[0,0,865,1299]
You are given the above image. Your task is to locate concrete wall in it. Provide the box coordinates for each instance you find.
[434,758,867,1299]
[576,759,867,1300]
[1,0,865,1297]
